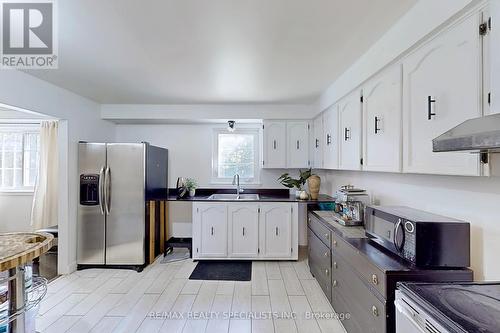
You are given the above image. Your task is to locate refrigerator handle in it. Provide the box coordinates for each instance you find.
[98,167,105,215]
[104,167,111,215]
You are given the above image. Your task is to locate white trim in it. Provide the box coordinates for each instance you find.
[0,190,33,195]
[211,127,261,184]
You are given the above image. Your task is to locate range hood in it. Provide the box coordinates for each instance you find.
[433,113,500,153]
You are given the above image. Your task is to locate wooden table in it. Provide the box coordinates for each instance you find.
[0,232,54,333]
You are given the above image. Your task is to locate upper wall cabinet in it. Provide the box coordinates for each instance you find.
[287,121,310,168]
[339,91,362,170]
[402,12,482,176]
[362,65,402,172]
[323,104,339,169]
[263,121,287,168]
[312,115,323,169]
[263,120,310,169]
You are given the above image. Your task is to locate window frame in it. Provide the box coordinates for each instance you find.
[0,124,40,193]
[211,126,261,185]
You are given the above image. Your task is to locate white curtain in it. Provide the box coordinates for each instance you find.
[31,120,59,230]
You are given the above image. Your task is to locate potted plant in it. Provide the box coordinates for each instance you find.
[277,169,312,199]
[185,178,198,197]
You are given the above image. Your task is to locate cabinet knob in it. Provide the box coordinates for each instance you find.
[324,233,330,240]
[372,274,379,285]
[372,306,379,317]
[324,252,328,258]
[325,269,329,276]
[332,280,337,287]
[333,240,337,247]
[308,218,311,223]
[333,262,337,269]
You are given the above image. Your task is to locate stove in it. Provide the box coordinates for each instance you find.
[396,282,500,333]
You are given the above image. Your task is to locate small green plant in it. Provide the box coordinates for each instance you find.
[185,178,198,191]
[277,168,312,190]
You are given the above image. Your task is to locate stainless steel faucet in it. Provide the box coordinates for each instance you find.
[232,174,243,198]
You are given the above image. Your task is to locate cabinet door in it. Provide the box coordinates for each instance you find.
[263,121,286,168]
[339,91,362,170]
[287,121,310,168]
[228,204,259,257]
[323,105,339,169]
[312,115,323,168]
[259,203,292,258]
[363,65,402,172]
[402,13,481,175]
[195,203,227,257]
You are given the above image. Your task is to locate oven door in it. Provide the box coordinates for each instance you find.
[365,207,405,255]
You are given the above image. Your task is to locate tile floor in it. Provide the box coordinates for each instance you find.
[37,255,346,333]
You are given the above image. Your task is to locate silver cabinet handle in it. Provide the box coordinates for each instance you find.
[324,233,330,240]
[333,240,337,247]
[98,167,105,215]
[325,269,329,276]
[372,306,379,317]
[324,252,328,257]
[333,261,337,269]
[104,167,111,214]
[332,280,337,287]
[372,274,379,285]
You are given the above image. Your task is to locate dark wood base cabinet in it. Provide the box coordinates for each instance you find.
[307,212,473,333]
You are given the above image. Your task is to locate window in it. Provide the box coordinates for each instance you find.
[0,125,40,191]
[212,128,260,183]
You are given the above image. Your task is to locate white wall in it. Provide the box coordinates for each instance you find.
[0,193,33,232]
[0,70,116,274]
[321,170,500,281]
[316,0,478,112]
[115,123,302,188]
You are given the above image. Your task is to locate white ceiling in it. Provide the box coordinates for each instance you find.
[27,0,416,104]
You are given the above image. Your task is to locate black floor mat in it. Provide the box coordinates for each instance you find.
[189,261,252,281]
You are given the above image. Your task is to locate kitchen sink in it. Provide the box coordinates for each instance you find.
[207,193,260,200]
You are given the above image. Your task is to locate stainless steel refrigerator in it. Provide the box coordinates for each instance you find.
[77,142,168,270]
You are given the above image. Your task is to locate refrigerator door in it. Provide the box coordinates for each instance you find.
[105,143,146,265]
[77,143,106,265]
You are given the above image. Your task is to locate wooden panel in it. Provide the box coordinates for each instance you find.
[149,201,155,264]
[160,201,165,253]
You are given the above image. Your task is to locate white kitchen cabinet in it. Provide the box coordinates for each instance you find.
[193,202,297,260]
[263,121,287,168]
[312,115,323,168]
[338,90,362,170]
[259,203,293,258]
[228,204,259,257]
[362,65,402,172]
[402,12,482,176]
[287,121,310,168]
[323,104,339,169]
[193,203,227,258]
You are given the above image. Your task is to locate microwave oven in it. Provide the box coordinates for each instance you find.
[364,206,470,268]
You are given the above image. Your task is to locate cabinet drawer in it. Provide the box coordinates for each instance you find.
[308,214,331,248]
[308,255,332,303]
[308,227,331,269]
[308,231,332,286]
[332,252,386,333]
[332,232,386,297]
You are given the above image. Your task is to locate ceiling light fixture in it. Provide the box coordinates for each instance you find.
[227,120,235,132]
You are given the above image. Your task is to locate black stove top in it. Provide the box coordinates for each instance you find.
[400,282,500,333]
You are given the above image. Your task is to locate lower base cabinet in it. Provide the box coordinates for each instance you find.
[193,202,298,260]
[307,212,473,333]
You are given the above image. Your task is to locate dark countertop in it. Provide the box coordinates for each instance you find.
[167,193,334,203]
[309,211,473,275]
[167,188,335,203]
